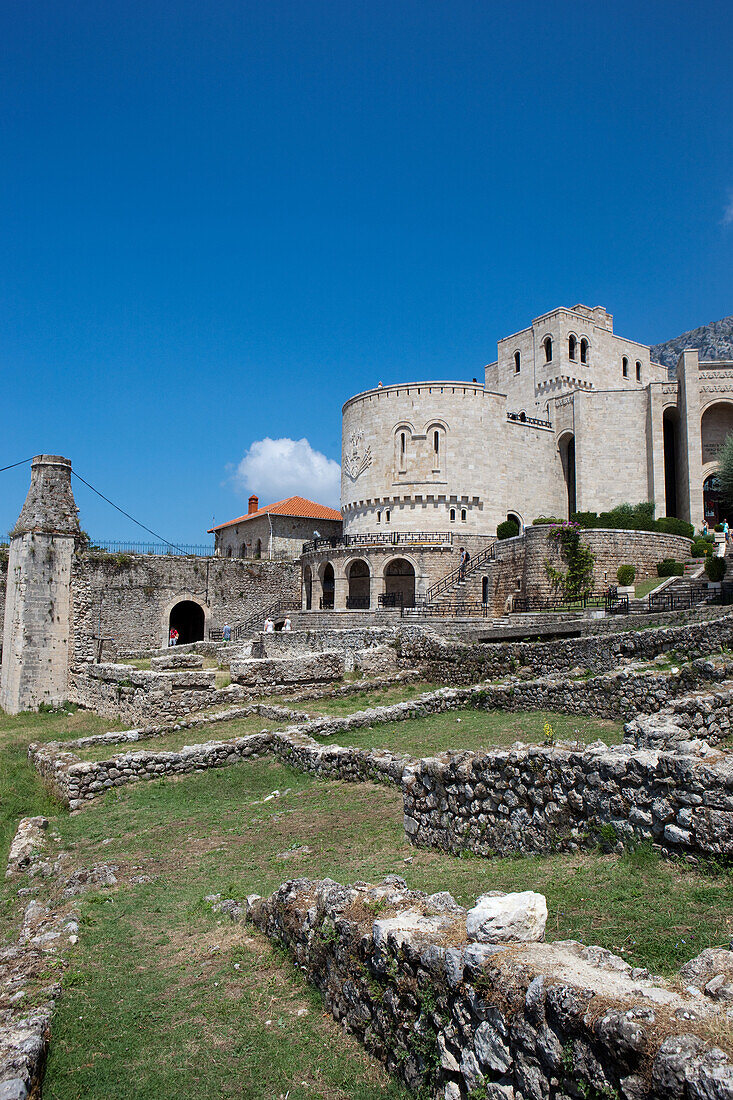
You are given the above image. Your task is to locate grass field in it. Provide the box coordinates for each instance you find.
[3,708,733,1098]
[310,707,624,755]
[76,716,281,762]
[300,681,441,716]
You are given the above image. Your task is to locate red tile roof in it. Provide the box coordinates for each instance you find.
[208,496,342,532]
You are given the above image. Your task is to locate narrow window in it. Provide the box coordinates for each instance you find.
[544,336,553,363]
[482,576,489,604]
[376,511,381,523]
[636,361,642,382]
[450,508,456,523]
[461,508,467,522]
[514,351,521,374]
[400,432,406,454]
[622,356,629,378]
[580,338,589,364]
[433,430,439,454]
[568,335,577,361]
[385,510,390,522]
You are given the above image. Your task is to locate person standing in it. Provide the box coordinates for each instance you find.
[283,616,292,632]
[169,627,178,647]
[223,622,231,643]
[725,519,730,547]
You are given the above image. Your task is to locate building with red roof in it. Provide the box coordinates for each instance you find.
[208,494,342,560]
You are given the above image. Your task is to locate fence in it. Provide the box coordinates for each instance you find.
[89,540,215,557]
[303,531,454,553]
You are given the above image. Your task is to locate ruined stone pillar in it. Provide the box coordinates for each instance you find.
[0,456,80,714]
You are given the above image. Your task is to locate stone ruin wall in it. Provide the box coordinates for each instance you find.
[248,876,733,1100]
[70,553,300,661]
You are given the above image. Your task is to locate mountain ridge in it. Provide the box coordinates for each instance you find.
[651,315,733,374]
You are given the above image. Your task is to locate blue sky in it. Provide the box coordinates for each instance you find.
[1,0,731,543]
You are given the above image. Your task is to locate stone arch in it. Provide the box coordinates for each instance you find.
[319,561,335,609]
[394,422,414,475]
[579,337,589,364]
[383,556,416,608]
[346,558,371,609]
[558,432,576,518]
[701,401,733,467]
[163,594,208,647]
[506,511,523,534]
[568,333,578,361]
[663,406,680,518]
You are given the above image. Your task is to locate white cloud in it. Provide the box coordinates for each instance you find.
[232,437,341,507]
[724,190,733,225]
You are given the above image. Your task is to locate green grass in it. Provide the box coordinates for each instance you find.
[635,577,667,598]
[76,716,281,762]
[0,706,119,868]
[300,681,442,716]
[311,708,624,755]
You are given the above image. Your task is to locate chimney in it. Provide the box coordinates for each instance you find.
[248,494,259,515]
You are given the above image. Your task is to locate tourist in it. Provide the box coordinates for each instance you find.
[222,622,231,643]
[264,617,275,633]
[283,616,292,632]
[459,547,470,580]
[169,628,178,647]
[725,520,730,547]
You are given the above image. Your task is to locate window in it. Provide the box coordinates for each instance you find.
[400,432,406,455]
[385,510,391,522]
[376,511,381,523]
[461,509,467,522]
[580,338,589,364]
[568,335,577,361]
[450,508,456,522]
[622,357,629,378]
[543,336,553,362]
[433,430,439,454]
[636,361,642,382]
[514,351,521,374]
[482,577,489,604]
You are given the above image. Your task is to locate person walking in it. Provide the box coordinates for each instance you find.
[222,622,231,643]
[725,519,730,547]
[458,547,466,580]
[264,617,275,633]
[283,616,292,632]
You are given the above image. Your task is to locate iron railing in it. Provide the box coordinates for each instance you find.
[648,584,708,612]
[511,591,617,614]
[423,540,497,604]
[88,540,215,557]
[401,602,492,619]
[345,595,370,610]
[506,412,552,428]
[319,595,335,610]
[208,598,299,641]
[302,531,454,553]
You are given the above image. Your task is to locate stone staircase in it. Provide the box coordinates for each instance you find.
[416,539,498,614]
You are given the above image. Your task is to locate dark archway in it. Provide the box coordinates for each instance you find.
[663,408,679,518]
[384,558,416,607]
[321,563,335,609]
[347,559,370,609]
[506,512,522,535]
[701,402,733,467]
[169,601,205,645]
[559,435,576,518]
[703,474,733,527]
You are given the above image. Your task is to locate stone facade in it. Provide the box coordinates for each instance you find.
[213,511,342,561]
[339,303,733,538]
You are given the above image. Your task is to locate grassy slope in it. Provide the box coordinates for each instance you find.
[310,708,624,754]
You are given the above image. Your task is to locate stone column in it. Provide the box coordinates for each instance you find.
[677,351,703,526]
[0,456,80,714]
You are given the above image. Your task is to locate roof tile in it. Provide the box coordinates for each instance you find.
[208,496,342,532]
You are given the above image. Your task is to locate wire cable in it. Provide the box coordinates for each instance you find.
[71,470,186,553]
[0,458,34,474]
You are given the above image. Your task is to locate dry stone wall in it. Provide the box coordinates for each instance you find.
[68,662,228,724]
[247,876,733,1100]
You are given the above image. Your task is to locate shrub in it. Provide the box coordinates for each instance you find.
[496,519,520,540]
[705,556,727,582]
[616,564,635,586]
[570,511,599,528]
[657,558,684,577]
[690,538,712,558]
[532,516,562,525]
[655,516,695,539]
[715,523,725,533]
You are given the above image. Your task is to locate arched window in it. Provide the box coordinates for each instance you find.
[450,508,456,523]
[514,351,521,374]
[622,357,629,378]
[400,432,406,455]
[239,544,247,558]
[568,335,577,361]
[385,510,391,522]
[636,361,642,382]
[580,338,589,364]
[376,511,381,523]
[433,430,439,454]
[461,508,467,522]
[226,547,232,558]
[543,336,553,363]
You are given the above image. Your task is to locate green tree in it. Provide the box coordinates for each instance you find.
[716,434,733,507]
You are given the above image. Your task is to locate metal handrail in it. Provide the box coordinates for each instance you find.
[423,540,497,604]
[208,597,299,640]
[506,412,552,428]
[302,531,454,553]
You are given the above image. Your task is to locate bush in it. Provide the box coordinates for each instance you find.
[715,523,725,533]
[532,516,562,525]
[657,558,684,577]
[616,564,636,586]
[655,516,695,539]
[705,556,727,582]
[690,538,713,558]
[496,519,520,540]
[571,511,599,528]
